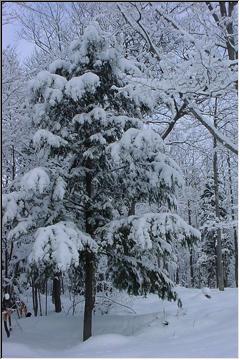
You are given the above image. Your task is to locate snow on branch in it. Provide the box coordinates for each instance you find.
[2,191,22,225]
[155,8,197,46]
[7,220,33,241]
[65,72,100,101]
[117,4,162,62]
[28,70,67,106]
[109,127,184,190]
[200,219,238,231]
[20,167,50,194]
[52,177,66,201]
[29,221,98,271]
[33,129,68,149]
[49,59,71,74]
[185,100,238,155]
[103,212,200,251]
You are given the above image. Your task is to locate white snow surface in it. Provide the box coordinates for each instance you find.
[105,212,200,250]
[2,287,237,358]
[28,70,67,106]
[33,129,68,149]
[109,127,184,189]
[29,221,98,271]
[52,177,66,201]
[65,72,100,101]
[49,59,70,74]
[2,191,21,225]
[20,167,50,194]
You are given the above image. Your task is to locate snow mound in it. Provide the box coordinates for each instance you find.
[202,287,211,298]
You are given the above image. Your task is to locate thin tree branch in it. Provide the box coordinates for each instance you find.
[185,99,238,155]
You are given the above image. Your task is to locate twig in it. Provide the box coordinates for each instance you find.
[96,295,137,314]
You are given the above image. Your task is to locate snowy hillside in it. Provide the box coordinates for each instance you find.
[2,287,237,358]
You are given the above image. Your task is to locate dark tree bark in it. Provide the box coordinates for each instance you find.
[61,274,64,294]
[128,201,136,216]
[83,251,95,341]
[32,276,38,316]
[9,241,13,262]
[45,279,48,316]
[5,246,8,280]
[206,1,237,61]
[38,288,42,316]
[219,1,237,61]
[161,103,187,140]
[34,286,38,316]
[83,163,95,341]
[227,154,238,287]
[213,101,224,291]
[12,145,15,181]
[52,273,62,313]
[176,268,179,285]
[188,199,194,287]
[213,153,224,291]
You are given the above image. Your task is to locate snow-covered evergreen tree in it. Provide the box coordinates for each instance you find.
[196,177,233,288]
[101,128,200,299]
[2,47,34,296]
[3,23,199,341]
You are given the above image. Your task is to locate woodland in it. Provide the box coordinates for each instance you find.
[2,2,238,357]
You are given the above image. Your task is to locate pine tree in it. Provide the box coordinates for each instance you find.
[2,47,32,295]
[197,177,232,287]
[3,23,199,341]
[102,128,200,299]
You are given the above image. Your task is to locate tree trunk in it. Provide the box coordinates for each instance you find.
[219,1,237,61]
[72,293,76,316]
[5,246,8,280]
[83,251,95,341]
[128,201,136,216]
[45,280,48,316]
[61,274,64,294]
[176,268,179,285]
[38,288,42,316]
[227,154,238,287]
[188,199,194,287]
[32,278,35,315]
[12,145,15,181]
[213,100,224,291]
[9,241,14,262]
[82,157,97,341]
[52,273,62,313]
[32,277,38,316]
[34,285,38,316]
[233,229,238,286]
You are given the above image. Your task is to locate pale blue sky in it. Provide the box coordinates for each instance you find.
[3,20,35,63]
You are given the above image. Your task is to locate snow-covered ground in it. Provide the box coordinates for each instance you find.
[2,287,238,358]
